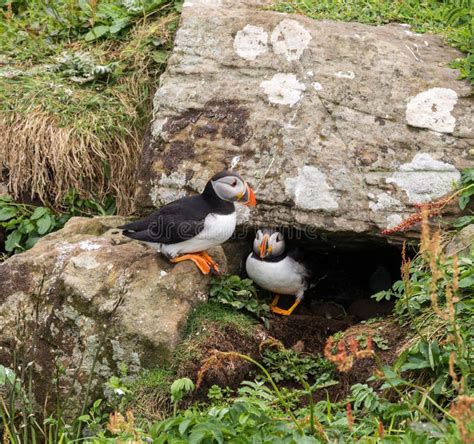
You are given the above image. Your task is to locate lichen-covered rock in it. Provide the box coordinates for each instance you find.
[135,0,473,239]
[0,216,226,413]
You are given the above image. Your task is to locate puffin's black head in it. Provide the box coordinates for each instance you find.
[204,170,256,206]
[253,228,286,259]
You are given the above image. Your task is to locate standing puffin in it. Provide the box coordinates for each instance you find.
[121,170,256,274]
[246,228,311,315]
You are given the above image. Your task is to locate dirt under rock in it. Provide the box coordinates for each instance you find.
[186,302,407,403]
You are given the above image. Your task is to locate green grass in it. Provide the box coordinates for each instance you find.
[272,0,474,84]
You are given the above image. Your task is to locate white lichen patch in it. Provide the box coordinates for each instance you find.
[260,73,306,107]
[386,214,403,229]
[183,0,221,7]
[405,87,458,133]
[270,19,311,62]
[335,71,355,79]
[285,166,339,211]
[150,171,187,206]
[78,240,101,251]
[387,153,460,203]
[71,254,100,270]
[312,82,323,91]
[234,25,268,61]
[368,192,403,212]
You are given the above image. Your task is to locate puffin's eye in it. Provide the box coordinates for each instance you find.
[277,233,283,242]
[231,179,237,187]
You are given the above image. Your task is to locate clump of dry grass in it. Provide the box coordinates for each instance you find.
[0,111,140,213]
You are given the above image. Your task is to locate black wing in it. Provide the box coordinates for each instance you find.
[120,195,209,244]
[287,246,313,279]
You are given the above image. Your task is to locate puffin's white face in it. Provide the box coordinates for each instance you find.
[253,229,286,259]
[211,173,255,206]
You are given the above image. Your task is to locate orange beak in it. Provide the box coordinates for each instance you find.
[259,233,269,258]
[242,184,256,207]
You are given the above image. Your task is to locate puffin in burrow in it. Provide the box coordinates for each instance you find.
[121,170,256,274]
[246,228,311,316]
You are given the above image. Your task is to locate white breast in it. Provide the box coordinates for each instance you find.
[157,212,237,258]
[246,254,308,298]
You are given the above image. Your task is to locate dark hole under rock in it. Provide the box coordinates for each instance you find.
[228,228,413,321]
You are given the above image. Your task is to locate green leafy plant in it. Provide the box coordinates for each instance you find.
[209,275,271,327]
[0,195,61,253]
[356,333,390,351]
[350,383,385,415]
[259,347,334,384]
[0,191,115,255]
[206,384,233,405]
[453,167,474,228]
[170,377,195,416]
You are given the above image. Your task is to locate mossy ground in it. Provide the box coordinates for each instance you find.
[0,1,181,213]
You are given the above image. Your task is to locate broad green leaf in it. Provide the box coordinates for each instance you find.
[24,236,40,250]
[0,206,17,221]
[37,214,53,235]
[84,25,110,42]
[30,206,48,220]
[452,215,474,228]
[459,274,474,288]
[178,418,193,435]
[5,230,22,252]
[109,18,130,34]
[0,365,6,385]
[459,194,469,210]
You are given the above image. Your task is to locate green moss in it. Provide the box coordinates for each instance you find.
[183,302,258,339]
[131,367,173,392]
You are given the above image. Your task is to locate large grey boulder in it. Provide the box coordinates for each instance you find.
[0,216,226,412]
[135,0,472,239]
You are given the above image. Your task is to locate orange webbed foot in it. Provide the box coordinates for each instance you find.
[271,297,301,316]
[199,251,220,274]
[170,254,212,274]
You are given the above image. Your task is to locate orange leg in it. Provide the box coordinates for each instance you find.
[271,297,301,316]
[199,251,220,273]
[170,254,211,274]
[271,294,281,308]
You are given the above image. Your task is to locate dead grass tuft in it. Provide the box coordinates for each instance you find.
[0,111,140,213]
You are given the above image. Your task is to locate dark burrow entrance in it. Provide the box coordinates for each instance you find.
[226,229,411,354]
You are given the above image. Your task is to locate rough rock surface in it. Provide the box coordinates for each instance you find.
[136,0,473,240]
[0,216,226,412]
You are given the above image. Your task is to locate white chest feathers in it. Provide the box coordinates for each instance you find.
[158,211,237,258]
[246,254,308,298]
